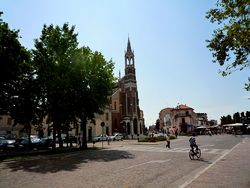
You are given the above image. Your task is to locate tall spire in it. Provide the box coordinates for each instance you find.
[127,37,132,52]
[125,37,134,66]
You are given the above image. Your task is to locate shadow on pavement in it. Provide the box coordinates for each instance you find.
[197,158,212,164]
[1,149,134,174]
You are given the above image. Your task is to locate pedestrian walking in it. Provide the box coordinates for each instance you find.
[166,133,170,149]
[208,130,212,136]
[107,133,111,145]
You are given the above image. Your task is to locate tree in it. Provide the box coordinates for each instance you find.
[0,13,40,145]
[71,47,115,149]
[33,23,79,148]
[233,112,241,123]
[33,24,116,149]
[246,111,250,123]
[221,114,233,125]
[206,0,250,90]
[155,119,160,130]
[0,13,30,115]
[9,63,42,145]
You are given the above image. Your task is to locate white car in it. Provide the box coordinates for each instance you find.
[93,134,108,142]
[110,133,123,141]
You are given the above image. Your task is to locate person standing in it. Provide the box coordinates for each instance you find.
[175,128,178,138]
[166,133,170,149]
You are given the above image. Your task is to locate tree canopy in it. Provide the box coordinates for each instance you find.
[0,13,31,115]
[1,12,116,149]
[221,110,250,125]
[32,23,115,148]
[0,13,41,145]
[206,0,250,90]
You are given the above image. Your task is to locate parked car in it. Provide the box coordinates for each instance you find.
[0,139,8,151]
[93,134,108,142]
[19,138,41,150]
[0,135,6,140]
[39,137,53,148]
[110,133,123,141]
[0,139,20,151]
[49,133,67,143]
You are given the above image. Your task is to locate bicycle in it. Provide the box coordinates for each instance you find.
[189,147,201,160]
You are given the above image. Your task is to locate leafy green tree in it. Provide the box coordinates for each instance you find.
[233,112,241,123]
[221,114,233,125]
[0,13,30,114]
[10,64,42,145]
[0,13,41,147]
[206,0,250,90]
[33,23,79,148]
[220,116,226,125]
[246,111,250,123]
[155,119,160,131]
[71,47,115,149]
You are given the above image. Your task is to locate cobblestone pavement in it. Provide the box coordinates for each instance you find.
[0,135,249,188]
[183,136,250,188]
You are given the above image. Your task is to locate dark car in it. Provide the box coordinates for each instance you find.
[0,139,20,151]
[39,137,53,148]
[0,139,8,151]
[0,135,6,140]
[20,138,41,150]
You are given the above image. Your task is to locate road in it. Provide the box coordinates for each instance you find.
[0,134,249,188]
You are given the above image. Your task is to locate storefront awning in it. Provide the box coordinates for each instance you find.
[222,123,243,127]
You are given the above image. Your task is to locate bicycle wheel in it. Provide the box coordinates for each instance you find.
[196,148,201,159]
[189,150,194,160]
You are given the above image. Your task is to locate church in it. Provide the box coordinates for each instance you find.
[86,38,145,140]
[111,38,145,138]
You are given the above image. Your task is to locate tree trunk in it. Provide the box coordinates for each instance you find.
[27,123,31,150]
[58,129,63,148]
[80,118,88,149]
[52,123,56,150]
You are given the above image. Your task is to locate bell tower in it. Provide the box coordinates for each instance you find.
[124,38,136,84]
[123,38,139,137]
[111,37,145,138]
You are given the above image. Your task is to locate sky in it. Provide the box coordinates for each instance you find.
[1,0,249,126]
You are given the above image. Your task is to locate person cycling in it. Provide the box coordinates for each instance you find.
[189,133,198,153]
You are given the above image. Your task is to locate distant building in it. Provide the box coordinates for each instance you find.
[159,104,196,133]
[159,108,172,132]
[208,119,217,126]
[196,113,208,127]
[0,115,24,137]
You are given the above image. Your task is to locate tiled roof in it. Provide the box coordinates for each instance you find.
[175,104,193,110]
